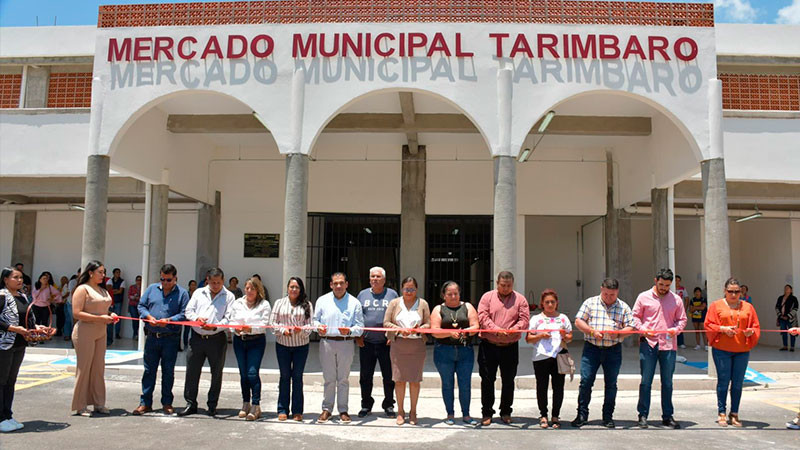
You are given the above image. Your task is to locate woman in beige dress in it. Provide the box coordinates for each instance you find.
[71,260,117,416]
[383,276,430,426]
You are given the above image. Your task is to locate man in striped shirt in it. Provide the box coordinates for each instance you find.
[571,278,635,429]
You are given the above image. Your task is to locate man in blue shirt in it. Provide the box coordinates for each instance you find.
[356,267,397,418]
[132,264,189,415]
[313,272,364,423]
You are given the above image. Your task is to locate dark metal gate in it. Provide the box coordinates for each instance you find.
[425,216,492,308]
[306,214,400,303]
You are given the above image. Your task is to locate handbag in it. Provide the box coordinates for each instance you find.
[556,347,575,381]
[24,303,53,343]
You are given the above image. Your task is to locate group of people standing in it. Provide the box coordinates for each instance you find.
[2,262,800,433]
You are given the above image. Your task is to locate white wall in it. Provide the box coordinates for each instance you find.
[0,113,90,176]
[730,218,794,347]
[112,107,215,202]
[213,159,286,304]
[525,215,599,321]
[723,118,800,183]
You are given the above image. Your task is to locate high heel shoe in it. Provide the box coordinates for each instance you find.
[717,413,728,427]
[396,411,406,426]
[238,402,250,418]
[728,413,742,427]
[409,411,418,425]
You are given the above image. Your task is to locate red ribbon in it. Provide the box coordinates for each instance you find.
[116,316,784,335]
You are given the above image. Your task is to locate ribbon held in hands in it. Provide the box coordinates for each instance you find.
[114,315,783,335]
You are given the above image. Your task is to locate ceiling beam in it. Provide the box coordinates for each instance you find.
[167,114,653,136]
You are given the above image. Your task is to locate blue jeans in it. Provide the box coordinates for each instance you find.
[63,302,73,338]
[577,342,622,420]
[434,342,474,417]
[637,341,676,419]
[712,348,749,414]
[779,319,797,348]
[233,335,266,405]
[128,305,140,338]
[140,333,180,407]
[276,343,309,415]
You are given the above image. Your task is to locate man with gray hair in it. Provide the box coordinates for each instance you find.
[356,267,398,418]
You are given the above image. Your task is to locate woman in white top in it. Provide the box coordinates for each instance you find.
[269,276,314,422]
[383,276,430,426]
[223,277,271,421]
[525,289,572,429]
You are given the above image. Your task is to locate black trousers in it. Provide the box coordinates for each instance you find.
[359,340,395,410]
[0,346,26,421]
[31,305,50,327]
[533,357,565,418]
[478,340,519,417]
[184,332,227,409]
[54,304,66,336]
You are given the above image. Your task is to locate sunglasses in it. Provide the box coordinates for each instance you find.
[160,278,175,282]
[726,289,741,294]
[403,288,417,293]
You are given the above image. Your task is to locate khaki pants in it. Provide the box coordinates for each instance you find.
[319,338,354,413]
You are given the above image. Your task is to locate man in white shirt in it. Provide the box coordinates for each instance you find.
[178,268,234,417]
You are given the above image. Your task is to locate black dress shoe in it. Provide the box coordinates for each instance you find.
[602,418,616,428]
[357,408,371,418]
[570,415,588,428]
[662,417,680,429]
[638,415,648,429]
[384,407,396,418]
[177,406,197,417]
[206,407,217,417]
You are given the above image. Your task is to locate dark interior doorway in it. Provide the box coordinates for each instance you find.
[426,216,492,308]
[306,214,400,303]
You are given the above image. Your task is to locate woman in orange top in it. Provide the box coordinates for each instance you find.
[704,277,760,428]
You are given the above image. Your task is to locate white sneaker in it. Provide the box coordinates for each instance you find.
[704,345,709,350]
[679,344,686,349]
[676,355,687,363]
[694,345,701,350]
[8,418,23,430]
[787,421,800,430]
[0,419,16,433]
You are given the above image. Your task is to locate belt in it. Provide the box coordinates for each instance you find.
[146,330,178,339]
[236,334,265,341]
[322,336,353,341]
[196,332,224,340]
[486,340,515,347]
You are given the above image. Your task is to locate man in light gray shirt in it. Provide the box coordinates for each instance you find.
[313,272,364,423]
[179,268,234,417]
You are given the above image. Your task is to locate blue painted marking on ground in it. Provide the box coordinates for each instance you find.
[50,350,142,366]
[681,361,775,384]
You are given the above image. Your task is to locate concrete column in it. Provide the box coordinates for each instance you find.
[493,155,516,276]
[10,211,36,271]
[604,153,633,302]
[703,79,732,303]
[23,66,50,108]
[701,159,731,301]
[400,144,426,289]
[195,191,221,282]
[493,67,515,278]
[80,155,110,268]
[651,188,670,272]
[282,154,308,287]
[147,184,169,285]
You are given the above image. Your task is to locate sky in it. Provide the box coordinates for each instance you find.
[0,0,799,27]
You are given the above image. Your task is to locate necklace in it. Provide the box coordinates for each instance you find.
[446,303,460,328]
[727,300,741,329]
